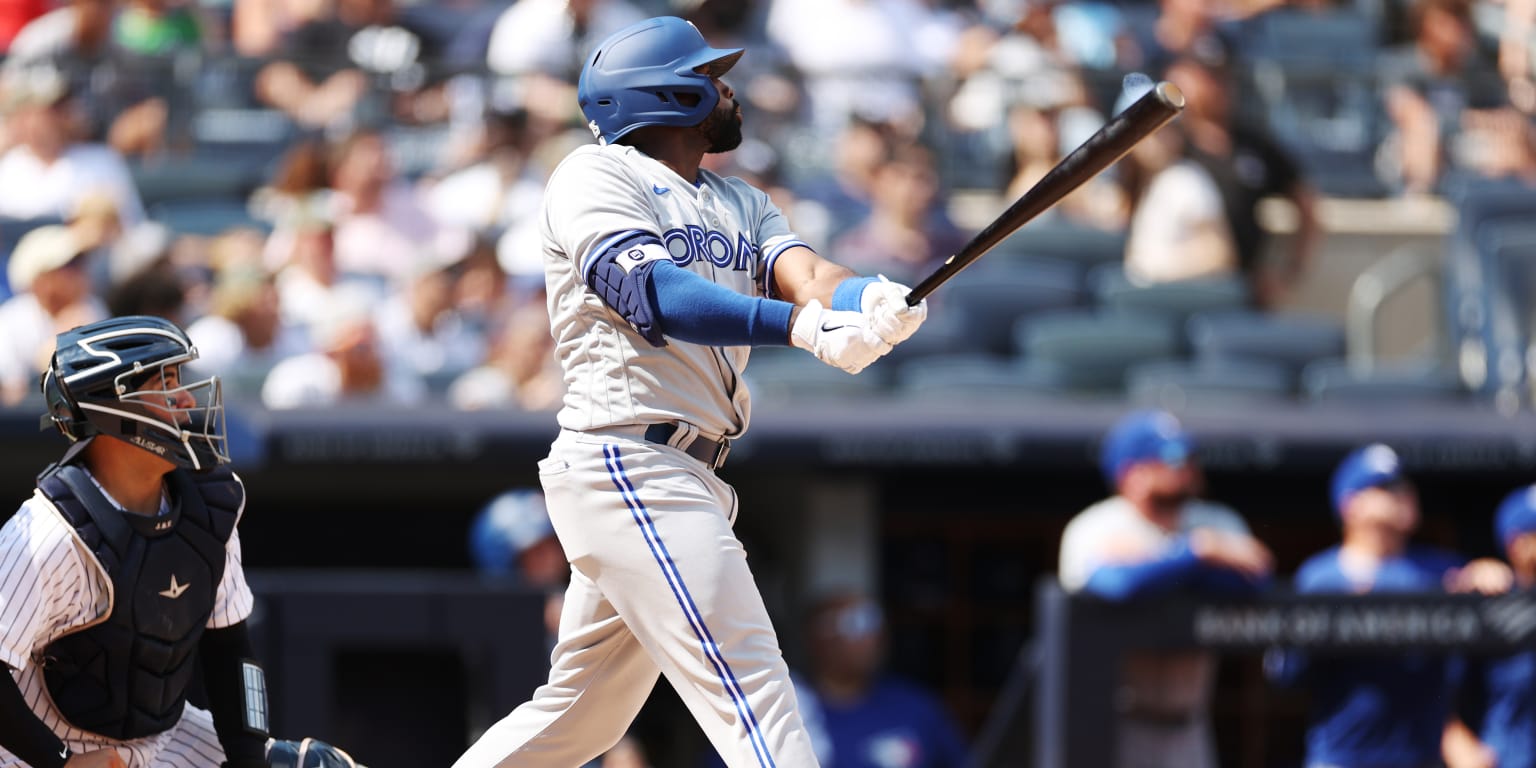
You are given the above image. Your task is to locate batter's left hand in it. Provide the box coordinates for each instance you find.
[861,275,927,345]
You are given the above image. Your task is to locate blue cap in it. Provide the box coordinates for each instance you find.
[1495,484,1536,550]
[468,489,554,575]
[1330,443,1406,515]
[1100,410,1193,484]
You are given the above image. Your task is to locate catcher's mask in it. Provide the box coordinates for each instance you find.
[42,315,229,471]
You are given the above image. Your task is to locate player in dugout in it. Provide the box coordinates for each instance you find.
[0,316,358,768]
[1058,409,1273,768]
[1265,443,1512,768]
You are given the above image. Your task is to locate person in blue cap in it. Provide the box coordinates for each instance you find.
[1458,484,1536,768]
[1265,443,1510,768]
[1058,409,1273,768]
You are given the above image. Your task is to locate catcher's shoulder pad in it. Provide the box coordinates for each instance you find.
[266,738,361,768]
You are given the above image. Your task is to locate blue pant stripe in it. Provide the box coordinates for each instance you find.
[602,444,776,768]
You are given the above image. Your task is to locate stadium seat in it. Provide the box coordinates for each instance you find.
[151,199,269,237]
[992,224,1126,273]
[1013,310,1182,392]
[1187,311,1345,382]
[943,261,1082,356]
[1126,358,1294,408]
[1091,266,1251,327]
[743,348,887,404]
[882,310,988,366]
[1301,359,1466,403]
[893,354,1060,400]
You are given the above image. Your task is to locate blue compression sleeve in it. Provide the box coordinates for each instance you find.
[649,260,795,346]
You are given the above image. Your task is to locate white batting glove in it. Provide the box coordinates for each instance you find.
[860,275,928,345]
[790,300,893,374]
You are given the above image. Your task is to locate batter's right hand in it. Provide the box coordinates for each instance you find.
[790,300,892,374]
[66,750,127,768]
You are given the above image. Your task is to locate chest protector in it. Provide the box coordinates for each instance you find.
[36,463,241,740]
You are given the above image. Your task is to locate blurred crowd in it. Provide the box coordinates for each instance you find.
[0,0,1534,410]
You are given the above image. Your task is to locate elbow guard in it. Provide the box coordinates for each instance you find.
[586,233,672,347]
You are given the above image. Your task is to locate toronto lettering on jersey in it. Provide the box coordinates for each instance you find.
[661,226,757,271]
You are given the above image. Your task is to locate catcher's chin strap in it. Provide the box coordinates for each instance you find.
[266,737,366,768]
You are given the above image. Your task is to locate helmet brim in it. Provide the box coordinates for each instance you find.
[681,47,744,78]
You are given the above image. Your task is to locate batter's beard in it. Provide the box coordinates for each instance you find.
[697,100,743,153]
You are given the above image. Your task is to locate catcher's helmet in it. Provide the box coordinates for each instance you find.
[577,16,743,145]
[42,315,229,471]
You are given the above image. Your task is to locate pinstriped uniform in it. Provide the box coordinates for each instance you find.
[0,469,254,767]
[451,143,820,768]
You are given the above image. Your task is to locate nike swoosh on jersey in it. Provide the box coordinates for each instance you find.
[652,184,670,195]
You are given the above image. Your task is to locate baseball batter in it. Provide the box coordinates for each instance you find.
[0,315,359,768]
[453,16,928,768]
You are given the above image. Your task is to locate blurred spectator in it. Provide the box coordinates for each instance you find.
[1129,0,1234,77]
[254,0,435,130]
[1457,484,1536,768]
[327,128,439,284]
[0,66,146,225]
[0,224,106,404]
[4,0,174,156]
[1164,53,1320,307]
[795,592,967,768]
[374,242,485,385]
[485,0,645,82]
[469,487,567,589]
[1121,91,1238,285]
[793,117,894,245]
[1265,444,1512,768]
[113,0,201,56]
[1002,98,1128,230]
[186,233,311,399]
[829,143,969,285]
[1058,410,1272,768]
[447,302,561,412]
[425,107,544,233]
[231,0,308,56]
[1381,0,1535,193]
[259,283,424,408]
[766,0,963,139]
[0,0,47,52]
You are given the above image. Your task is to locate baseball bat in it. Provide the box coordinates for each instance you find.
[905,81,1186,306]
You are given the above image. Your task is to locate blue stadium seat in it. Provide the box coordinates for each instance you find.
[1187,311,1345,382]
[943,261,1082,356]
[743,348,887,404]
[992,224,1126,272]
[1126,359,1294,407]
[1238,9,1386,197]
[893,354,1059,400]
[1091,266,1251,327]
[1301,359,1466,403]
[151,199,269,237]
[1013,310,1182,392]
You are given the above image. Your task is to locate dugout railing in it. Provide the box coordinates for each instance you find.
[970,581,1536,768]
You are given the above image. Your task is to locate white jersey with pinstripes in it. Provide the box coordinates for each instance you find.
[0,468,254,768]
[542,143,808,440]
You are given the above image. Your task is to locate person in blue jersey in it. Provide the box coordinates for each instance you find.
[1057,409,1273,768]
[795,593,967,768]
[1459,484,1536,768]
[1265,443,1511,768]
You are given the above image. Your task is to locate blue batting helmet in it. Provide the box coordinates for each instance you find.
[577,16,743,145]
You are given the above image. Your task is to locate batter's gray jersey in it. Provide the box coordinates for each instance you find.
[0,468,254,767]
[542,143,809,439]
